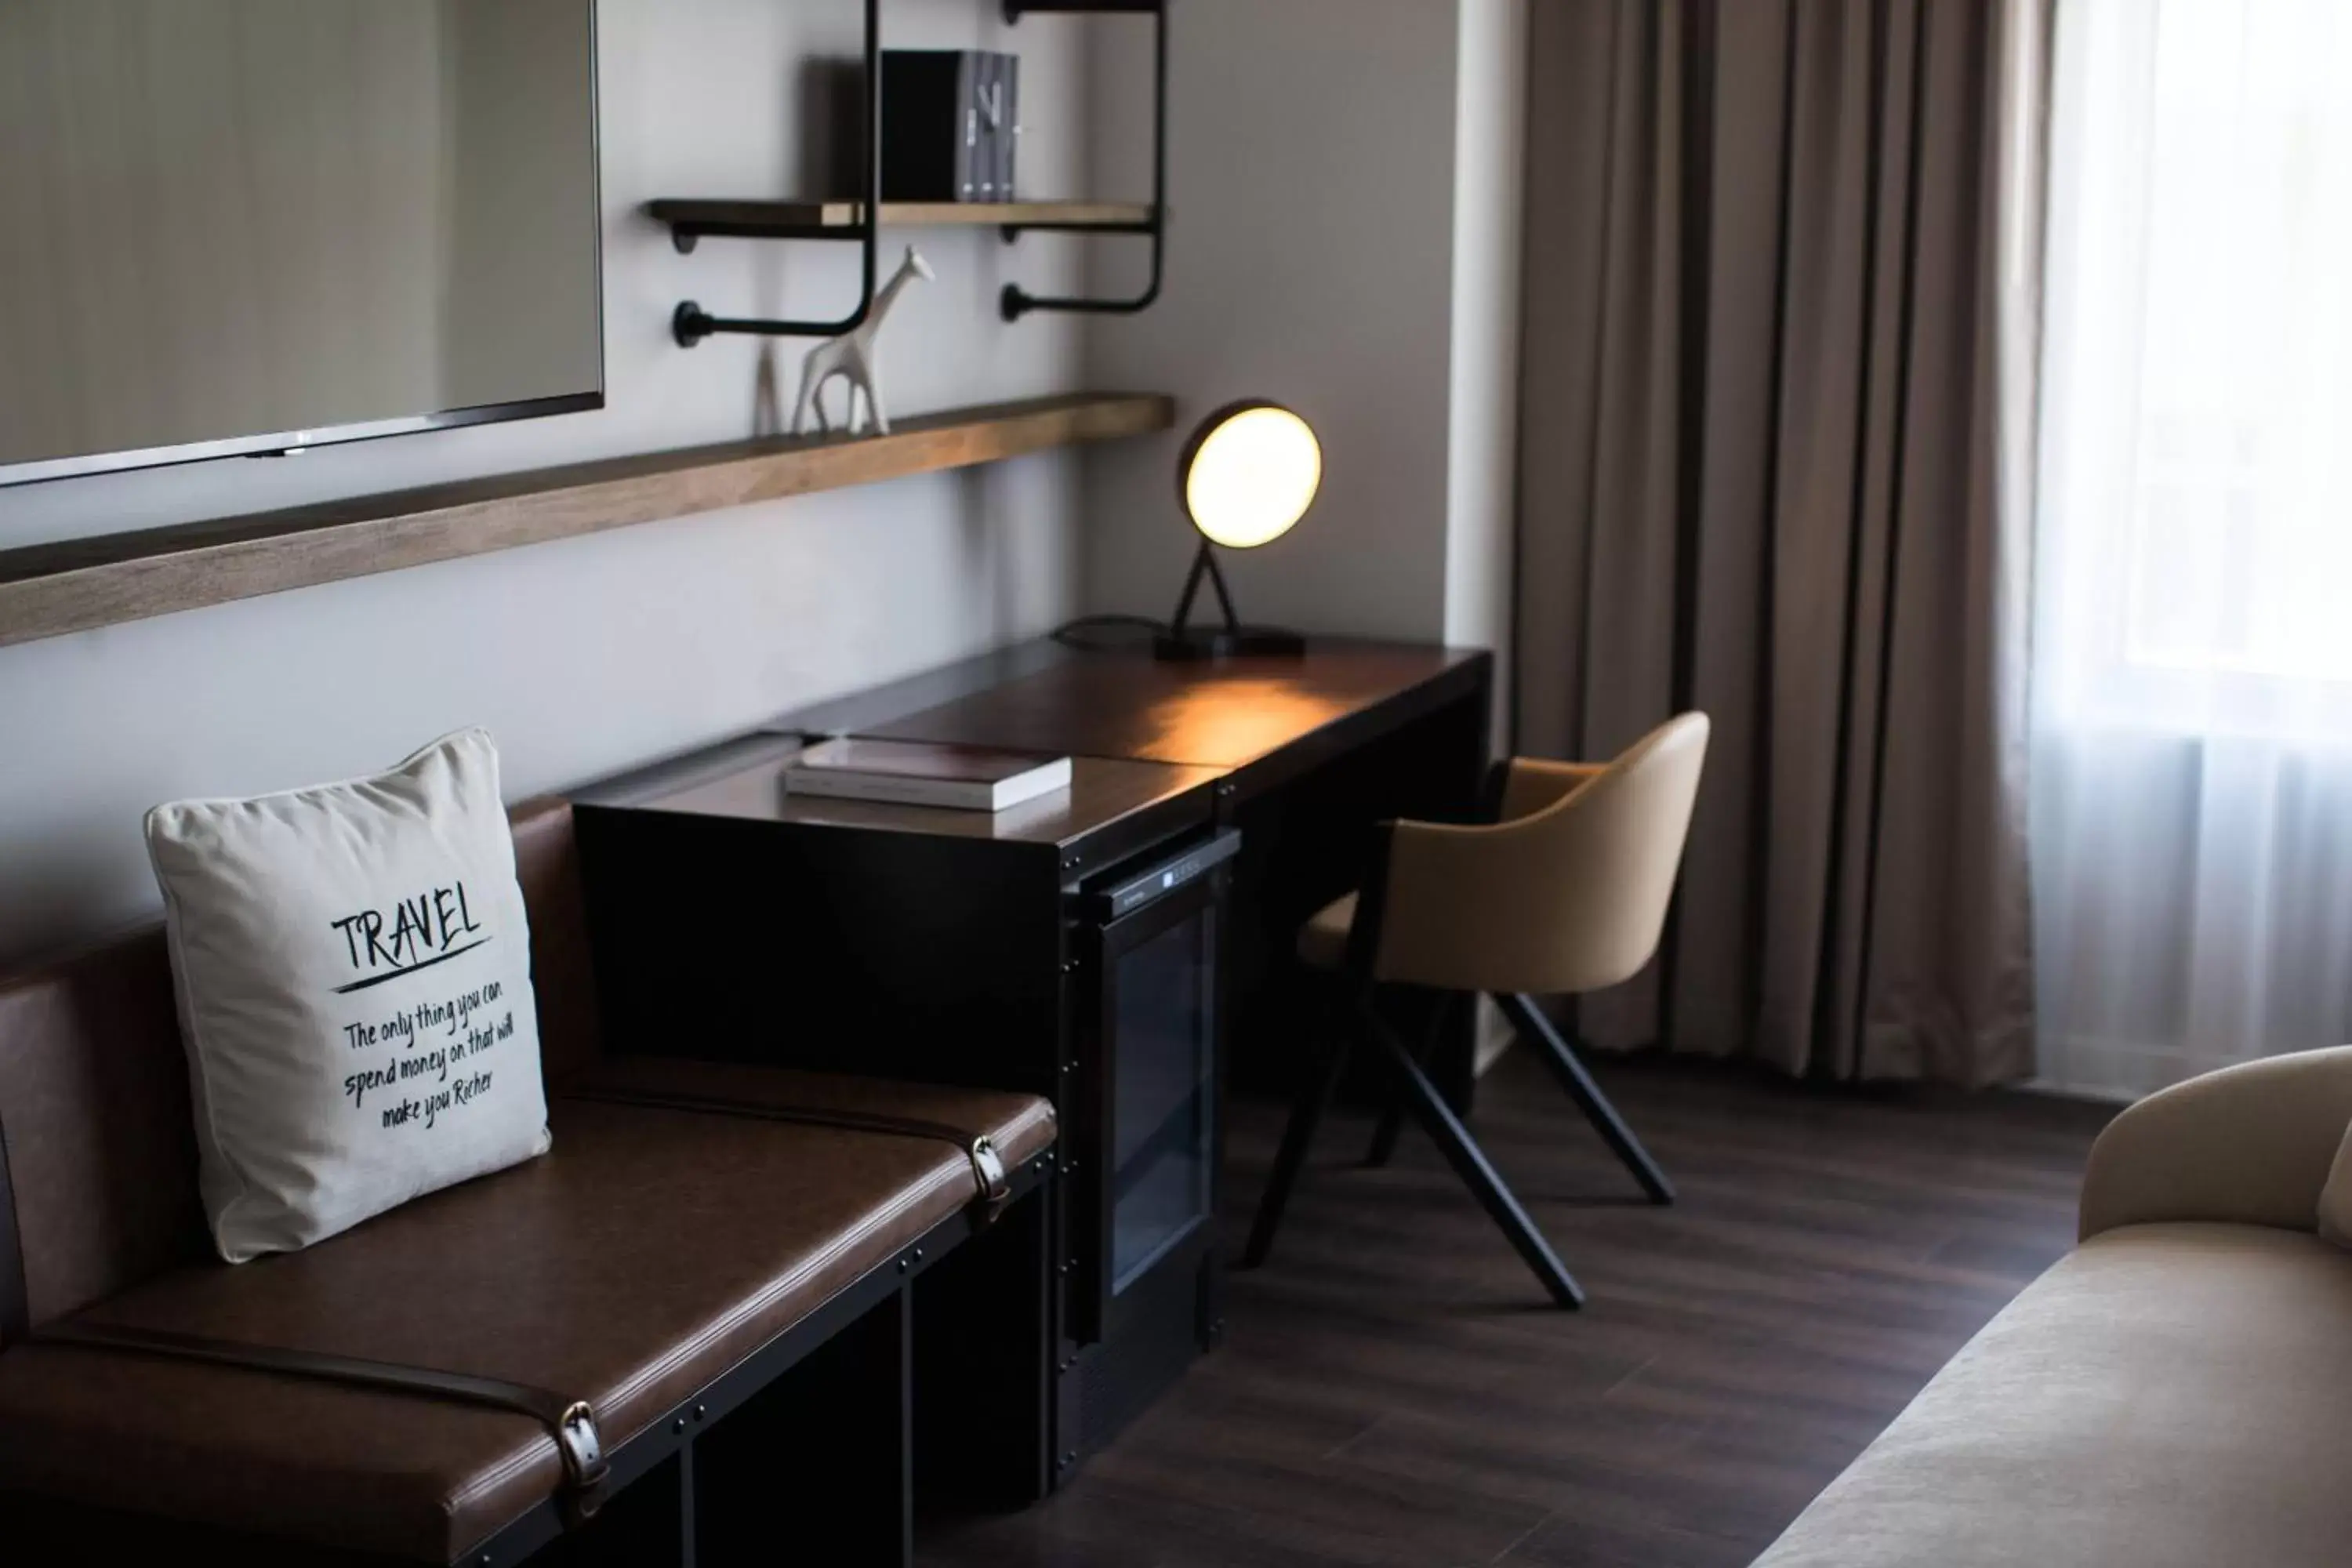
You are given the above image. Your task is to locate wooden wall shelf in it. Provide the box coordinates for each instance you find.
[0,392,1174,649]
[651,199,1158,248]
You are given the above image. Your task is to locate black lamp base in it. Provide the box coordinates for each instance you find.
[1154,540,1308,662]
[1152,625,1308,662]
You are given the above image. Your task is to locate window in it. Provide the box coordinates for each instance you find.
[2038,0,2352,740]
[2032,0,2352,1097]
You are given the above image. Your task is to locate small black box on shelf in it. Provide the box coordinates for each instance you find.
[881,50,1018,202]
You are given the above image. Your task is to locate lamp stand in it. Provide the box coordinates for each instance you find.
[1153,540,1307,661]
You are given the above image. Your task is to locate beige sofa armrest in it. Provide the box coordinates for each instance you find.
[2078,1045,2352,1241]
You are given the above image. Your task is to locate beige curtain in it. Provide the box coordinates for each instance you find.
[1515,0,2044,1085]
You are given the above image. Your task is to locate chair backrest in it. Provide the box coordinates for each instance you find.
[1372,713,1711,996]
[0,797,598,1345]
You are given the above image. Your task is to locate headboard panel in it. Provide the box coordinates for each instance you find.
[0,926,205,1339]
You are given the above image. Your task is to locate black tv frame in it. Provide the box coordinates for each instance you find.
[0,2,606,491]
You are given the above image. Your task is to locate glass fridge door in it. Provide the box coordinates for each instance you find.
[1107,906,1216,1294]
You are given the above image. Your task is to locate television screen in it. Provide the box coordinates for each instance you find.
[0,0,603,486]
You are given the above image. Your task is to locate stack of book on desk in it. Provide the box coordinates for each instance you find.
[785,738,1072,812]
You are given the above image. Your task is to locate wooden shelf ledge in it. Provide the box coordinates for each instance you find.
[0,392,1174,648]
[649,199,1158,245]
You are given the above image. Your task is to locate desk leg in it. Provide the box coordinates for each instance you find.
[1220,673,1492,1116]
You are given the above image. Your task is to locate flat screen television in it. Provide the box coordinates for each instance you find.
[0,0,603,488]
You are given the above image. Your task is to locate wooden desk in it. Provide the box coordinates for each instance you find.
[572,637,1493,1481]
[582,634,1493,1094]
[767,636,1496,1098]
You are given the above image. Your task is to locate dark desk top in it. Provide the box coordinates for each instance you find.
[573,729,1221,856]
[771,637,1490,776]
[576,637,1490,854]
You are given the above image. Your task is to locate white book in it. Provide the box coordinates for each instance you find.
[786,737,1073,813]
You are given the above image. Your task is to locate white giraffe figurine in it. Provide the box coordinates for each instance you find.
[790,246,934,437]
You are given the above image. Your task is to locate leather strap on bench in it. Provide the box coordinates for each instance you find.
[35,1319,609,1515]
[563,1088,1014,1214]
[0,1121,27,1348]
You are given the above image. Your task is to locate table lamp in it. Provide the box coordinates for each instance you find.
[1154,401,1321,660]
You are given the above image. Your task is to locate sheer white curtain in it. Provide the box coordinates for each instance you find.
[2034,0,2352,1098]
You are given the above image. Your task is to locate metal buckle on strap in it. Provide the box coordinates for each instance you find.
[968,1134,1011,1205]
[555,1401,608,1496]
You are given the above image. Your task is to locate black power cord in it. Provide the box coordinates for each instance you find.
[1050,614,1168,652]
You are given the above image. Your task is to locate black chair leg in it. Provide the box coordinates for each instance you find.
[1243,996,1355,1269]
[1363,1098,1406,1168]
[1363,1002,1585,1309]
[1364,993,1450,1167]
[1497,992,1675,1204]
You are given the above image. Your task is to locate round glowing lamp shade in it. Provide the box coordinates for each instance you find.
[1156,400,1318,660]
[1183,404,1323,550]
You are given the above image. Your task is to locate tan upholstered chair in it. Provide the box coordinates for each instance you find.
[1243,713,1710,1308]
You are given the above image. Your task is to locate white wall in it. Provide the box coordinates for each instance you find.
[1079,0,1465,641]
[0,0,1101,963]
[1076,0,1526,652]
[1443,0,1527,686]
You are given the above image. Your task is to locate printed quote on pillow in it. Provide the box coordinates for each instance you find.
[332,877,517,1134]
[148,731,552,1263]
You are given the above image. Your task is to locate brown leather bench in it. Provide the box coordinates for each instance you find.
[0,800,1056,1566]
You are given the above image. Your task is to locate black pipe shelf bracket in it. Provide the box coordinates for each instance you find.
[649,0,1166,343]
[662,0,884,346]
[997,0,1168,322]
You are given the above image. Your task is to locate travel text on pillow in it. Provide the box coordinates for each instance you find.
[328,882,488,994]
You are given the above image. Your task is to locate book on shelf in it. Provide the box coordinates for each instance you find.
[786,737,1073,812]
[975,52,1001,201]
[994,53,1020,201]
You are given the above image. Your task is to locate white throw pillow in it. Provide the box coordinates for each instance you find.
[147,730,551,1263]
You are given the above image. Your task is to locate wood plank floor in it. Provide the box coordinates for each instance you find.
[921,1049,2114,1568]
